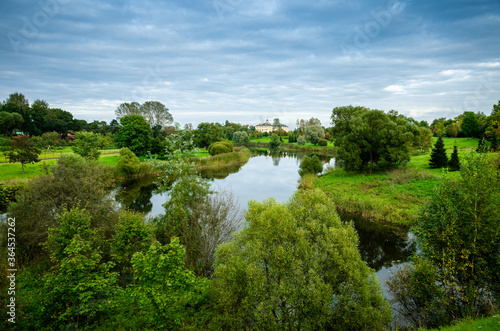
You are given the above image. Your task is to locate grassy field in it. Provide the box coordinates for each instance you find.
[0,147,120,163]
[427,316,500,331]
[314,138,497,226]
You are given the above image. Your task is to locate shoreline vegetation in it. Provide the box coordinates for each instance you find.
[313,137,499,227]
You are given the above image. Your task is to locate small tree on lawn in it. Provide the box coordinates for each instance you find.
[429,136,448,169]
[5,135,41,174]
[448,145,460,171]
[269,133,281,149]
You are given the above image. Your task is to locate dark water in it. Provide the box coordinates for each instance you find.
[114,150,415,289]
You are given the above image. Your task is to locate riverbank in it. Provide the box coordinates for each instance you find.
[240,141,336,154]
[194,146,251,170]
[314,138,491,226]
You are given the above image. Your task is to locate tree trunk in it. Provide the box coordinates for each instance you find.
[21,162,25,175]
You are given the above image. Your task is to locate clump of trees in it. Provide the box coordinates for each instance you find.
[298,155,323,176]
[387,152,500,329]
[210,189,392,330]
[114,115,152,157]
[331,106,420,173]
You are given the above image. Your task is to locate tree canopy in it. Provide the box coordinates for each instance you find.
[210,189,392,330]
[331,106,420,173]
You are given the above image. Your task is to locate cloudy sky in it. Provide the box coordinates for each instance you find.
[1,0,499,128]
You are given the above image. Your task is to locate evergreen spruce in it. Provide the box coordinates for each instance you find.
[476,137,488,153]
[448,145,460,171]
[429,136,448,168]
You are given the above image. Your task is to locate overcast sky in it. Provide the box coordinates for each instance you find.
[1,0,499,128]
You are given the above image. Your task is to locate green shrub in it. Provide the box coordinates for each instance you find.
[299,155,323,177]
[219,140,233,152]
[297,136,306,145]
[0,184,23,212]
[208,142,230,156]
[318,139,328,146]
[117,148,141,175]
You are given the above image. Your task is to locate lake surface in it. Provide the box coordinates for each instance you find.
[115,150,415,296]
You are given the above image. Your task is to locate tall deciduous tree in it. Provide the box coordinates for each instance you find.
[5,135,41,174]
[0,111,23,136]
[141,101,173,128]
[331,106,419,173]
[429,136,448,168]
[114,115,152,156]
[305,124,325,145]
[115,102,142,119]
[210,189,392,330]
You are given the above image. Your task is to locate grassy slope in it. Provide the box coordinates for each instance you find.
[427,316,500,331]
[314,138,489,226]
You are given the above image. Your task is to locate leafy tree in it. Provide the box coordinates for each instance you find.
[232,131,250,144]
[6,154,117,264]
[210,189,392,330]
[332,106,419,173]
[429,136,448,168]
[36,208,118,329]
[114,115,152,156]
[491,135,499,152]
[269,133,281,148]
[272,118,282,135]
[461,111,481,138]
[115,102,142,119]
[0,111,23,136]
[193,122,225,148]
[72,131,103,160]
[129,238,208,329]
[298,155,323,177]
[140,101,173,128]
[448,145,460,171]
[417,127,434,152]
[4,92,29,109]
[117,147,141,175]
[297,135,306,145]
[5,135,41,174]
[305,124,325,145]
[414,153,500,321]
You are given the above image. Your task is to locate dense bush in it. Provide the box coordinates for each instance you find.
[117,148,141,175]
[208,142,230,156]
[210,189,392,330]
[219,140,233,152]
[318,138,328,146]
[298,155,323,177]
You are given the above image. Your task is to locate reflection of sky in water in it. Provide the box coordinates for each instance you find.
[117,153,414,320]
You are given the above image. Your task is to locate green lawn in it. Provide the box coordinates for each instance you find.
[427,316,500,331]
[0,153,120,183]
[314,137,494,226]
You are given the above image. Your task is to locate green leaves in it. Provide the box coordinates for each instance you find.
[298,155,323,177]
[211,189,392,330]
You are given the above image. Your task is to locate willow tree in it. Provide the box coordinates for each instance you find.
[210,189,392,330]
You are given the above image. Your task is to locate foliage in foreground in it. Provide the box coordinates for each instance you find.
[387,152,500,329]
[210,189,392,330]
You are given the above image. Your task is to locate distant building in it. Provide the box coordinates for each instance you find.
[255,119,289,133]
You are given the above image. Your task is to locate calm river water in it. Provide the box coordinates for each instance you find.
[114,150,415,298]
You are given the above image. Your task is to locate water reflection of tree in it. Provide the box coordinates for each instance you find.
[115,176,158,214]
[338,211,415,271]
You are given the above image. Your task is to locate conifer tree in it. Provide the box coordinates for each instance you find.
[429,136,448,168]
[476,137,488,153]
[448,145,460,171]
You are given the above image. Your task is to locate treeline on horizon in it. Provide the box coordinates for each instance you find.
[1,92,499,143]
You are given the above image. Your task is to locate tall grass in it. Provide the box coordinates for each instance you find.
[194,147,251,169]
